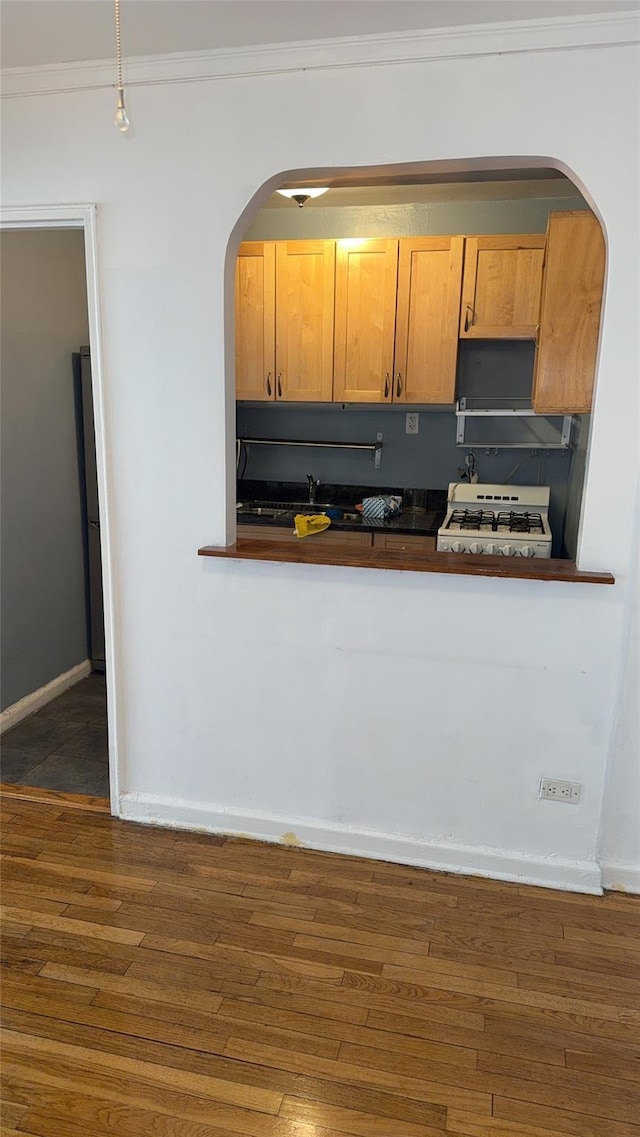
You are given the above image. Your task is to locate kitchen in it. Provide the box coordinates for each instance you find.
[202,169,610,583]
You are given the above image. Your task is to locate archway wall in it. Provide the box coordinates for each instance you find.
[3,21,637,889]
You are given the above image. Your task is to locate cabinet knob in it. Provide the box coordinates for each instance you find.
[464,305,474,332]
[396,373,403,398]
[384,373,390,398]
[265,372,272,397]
[277,373,283,398]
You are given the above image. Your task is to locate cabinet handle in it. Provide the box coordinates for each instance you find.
[396,372,403,398]
[266,372,272,397]
[384,373,390,398]
[464,305,474,332]
[277,373,283,398]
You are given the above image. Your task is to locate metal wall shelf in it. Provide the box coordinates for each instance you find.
[237,433,383,469]
[455,399,572,451]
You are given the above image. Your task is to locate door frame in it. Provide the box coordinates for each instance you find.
[0,203,120,814]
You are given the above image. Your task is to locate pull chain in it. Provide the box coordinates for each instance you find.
[114,0,130,133]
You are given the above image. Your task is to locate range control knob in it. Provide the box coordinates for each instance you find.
[439,540,450,551]
[469,542,482,555]
[501,544,515,557]
[520,546,535,558]
[485,544,497,555]
[452,541,464,553]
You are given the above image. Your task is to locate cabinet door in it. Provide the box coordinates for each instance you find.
[275,241,335,402]
[238,523,372,547]
[394,237,464,404]
[532,212,605,414]
[372,533,436,553]
[460,235,545,339]
[333,239,398,403]
[235,242,275,401]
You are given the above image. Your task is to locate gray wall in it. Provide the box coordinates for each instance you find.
[245,194,587,241]
[1,229,90,710]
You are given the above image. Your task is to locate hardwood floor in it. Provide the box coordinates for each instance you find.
[1,791,639,1137]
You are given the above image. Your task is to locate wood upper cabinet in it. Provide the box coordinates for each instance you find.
[275,240,335,402]
[235,242,276,401]
[333,240,399,403]
[394,237,465,404]
[532,212,605,414]
[459,235,545,339]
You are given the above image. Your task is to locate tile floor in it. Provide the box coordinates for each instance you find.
[1,674,109,797]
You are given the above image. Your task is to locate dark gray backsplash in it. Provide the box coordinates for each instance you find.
[236,341,580,555]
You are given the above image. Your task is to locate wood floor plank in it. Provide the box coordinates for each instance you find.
[482,1005,640,1046]
[222,1037,492,1115]
[2,1029,283,1114]
[216,994,478,1068]
[380,962,623,1020]
[1,854,157,892]
[0,905,143,946]
[565,1047,640,1081]
[37,961,227,1013]
[279,1094,447,1137]
[477,1050,640,1120]
[493,1096,640,1137]
[0,1101,29,1127]
[1,1058,289,1137]
[366,1008,564,1066]
[445,1110,575,1136]
[341,1040,640,1124]
[0,783,109,812]
[2,792,639,1137]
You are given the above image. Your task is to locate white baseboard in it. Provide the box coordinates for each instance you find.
[119,792,603,895]
[0,660,92,735]
[600,861,640,895]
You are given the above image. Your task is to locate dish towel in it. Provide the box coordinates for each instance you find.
[294,514,332,538]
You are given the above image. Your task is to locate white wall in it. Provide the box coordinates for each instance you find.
[599,473,640,892]
[3,19,638,891]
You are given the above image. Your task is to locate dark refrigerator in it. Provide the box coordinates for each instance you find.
[73,346,105,671]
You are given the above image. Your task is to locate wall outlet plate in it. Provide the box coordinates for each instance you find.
[406,412,419,435]
[539,777,582,804]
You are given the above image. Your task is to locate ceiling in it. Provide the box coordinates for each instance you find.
[2,0,638,69]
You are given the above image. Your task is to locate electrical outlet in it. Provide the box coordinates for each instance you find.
[406,412,419,435]
[539,777,582,804]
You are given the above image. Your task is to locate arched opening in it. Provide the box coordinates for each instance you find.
[222,157,606,576]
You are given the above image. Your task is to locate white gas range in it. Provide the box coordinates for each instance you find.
[437,483,552,559]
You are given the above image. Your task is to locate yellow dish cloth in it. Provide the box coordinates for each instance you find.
[294,514,332,538]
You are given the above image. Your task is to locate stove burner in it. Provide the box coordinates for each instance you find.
[496,511,544,534]
[447,509,495,531]
[447,509,545,534]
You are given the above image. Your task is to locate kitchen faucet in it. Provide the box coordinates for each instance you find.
[307,473,320,504]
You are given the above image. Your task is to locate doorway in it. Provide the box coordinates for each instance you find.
[0,206,117,809]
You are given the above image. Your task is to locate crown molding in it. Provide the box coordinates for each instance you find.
[1,11,638,99]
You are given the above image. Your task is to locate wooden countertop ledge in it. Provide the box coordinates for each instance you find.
[198,539,615,585]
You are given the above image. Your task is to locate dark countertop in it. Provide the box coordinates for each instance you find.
[236,480,446,537]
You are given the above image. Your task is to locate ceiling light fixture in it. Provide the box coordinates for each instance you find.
[276,188,329,208]
[114,0,130,133]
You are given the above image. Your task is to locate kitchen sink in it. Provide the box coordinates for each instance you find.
[285,501,337,512]
[237,501,363,523]
[236,505,291,519]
